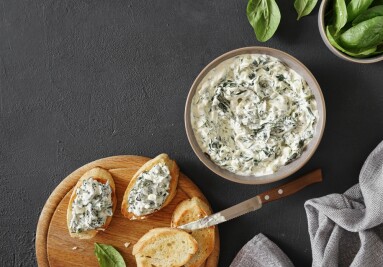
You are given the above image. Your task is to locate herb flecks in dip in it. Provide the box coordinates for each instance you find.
[128,163,171,216]
[191,54,318,176]
[70,178,113,233]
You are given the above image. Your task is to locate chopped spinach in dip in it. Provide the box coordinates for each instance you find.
[70,178,113,233]
[128,163,171,216]
[191,54,318,176]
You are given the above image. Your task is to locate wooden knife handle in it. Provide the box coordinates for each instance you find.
[258,169,322,204]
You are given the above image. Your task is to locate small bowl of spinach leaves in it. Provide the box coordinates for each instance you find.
[319,0,383,63]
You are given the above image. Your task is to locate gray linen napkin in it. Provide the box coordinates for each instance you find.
[231,142,383,267]
[229,233,294,267]
[305,141,383,267]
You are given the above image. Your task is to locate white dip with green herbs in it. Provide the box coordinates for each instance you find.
[70,178,113,233]
[128,163,171,216]
[191,54,318,176]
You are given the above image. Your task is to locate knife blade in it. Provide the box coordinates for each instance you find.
[178,169,322,231]
[178,195,262,231]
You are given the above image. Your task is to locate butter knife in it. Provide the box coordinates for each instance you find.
[178,169,322,231]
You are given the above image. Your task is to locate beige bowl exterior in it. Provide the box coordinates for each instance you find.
[318,0,383,64]
[185,47,326,184]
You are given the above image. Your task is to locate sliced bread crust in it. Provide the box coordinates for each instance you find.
[133,227,198,267]
[66,167,117,239]
[121,153,179,220]
[171,197,215,267]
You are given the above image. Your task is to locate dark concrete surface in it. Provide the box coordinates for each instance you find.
[1,0,383,266]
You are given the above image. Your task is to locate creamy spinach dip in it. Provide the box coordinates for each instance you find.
[70,178,113,233]
[128,163,171,216]
[191,54,318,176]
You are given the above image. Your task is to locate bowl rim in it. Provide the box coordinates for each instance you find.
[318,0,383,64]
[184,46,326,184]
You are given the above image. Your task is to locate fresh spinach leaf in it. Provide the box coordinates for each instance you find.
[352,5,383,25]
[340,16,383,48]
[94,243,126,267]
[326,26,378,57]
[247,0,281,42]
[346,0,374,21]
[294,0,318,20]
[334,0,348,34]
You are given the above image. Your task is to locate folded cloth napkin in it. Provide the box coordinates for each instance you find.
[230,142,383,267]
[305,141,383,267]
[229,233,294,267]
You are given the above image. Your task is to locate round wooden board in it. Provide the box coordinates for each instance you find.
[36,156,220,267]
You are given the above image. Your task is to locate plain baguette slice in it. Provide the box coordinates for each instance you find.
[121,153,179,220]
[66,167,117,239]
[133,227,198,267]
[171,197,215,267]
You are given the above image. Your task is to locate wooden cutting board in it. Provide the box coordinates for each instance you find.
[36,155,220,267]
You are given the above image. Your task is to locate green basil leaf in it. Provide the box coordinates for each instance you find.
[247,0,281,42]
[94,243,126,267]
[326,25,378,57]
[333,0,348,34]
[340,16,383,48]
[294,0,318,20]
[346,0,374,21]
[352,5,383,25]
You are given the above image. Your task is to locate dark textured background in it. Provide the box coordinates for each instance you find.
[1,0,383,266]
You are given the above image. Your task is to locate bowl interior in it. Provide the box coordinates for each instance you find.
[185,47,326,184]
[318,0,383,64]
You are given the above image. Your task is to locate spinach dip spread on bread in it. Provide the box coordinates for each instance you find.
[191,54,318,176]
[70,178,113,233]
[128,163,171,216]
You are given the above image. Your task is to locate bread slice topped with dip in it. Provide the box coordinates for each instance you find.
[67,167,117,239]
[171,197,215,267]
[133,227,198,267]
[121,153,179,220]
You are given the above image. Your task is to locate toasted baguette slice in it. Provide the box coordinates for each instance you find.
[171,197,215,267]
[66,167,117,239]
[133,227,198,267]
[121,153,179,220]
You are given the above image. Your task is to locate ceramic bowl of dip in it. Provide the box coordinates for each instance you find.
[185,47,326,184]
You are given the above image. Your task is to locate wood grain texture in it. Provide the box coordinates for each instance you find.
[259,169,323,204]
[35,156,219,267]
